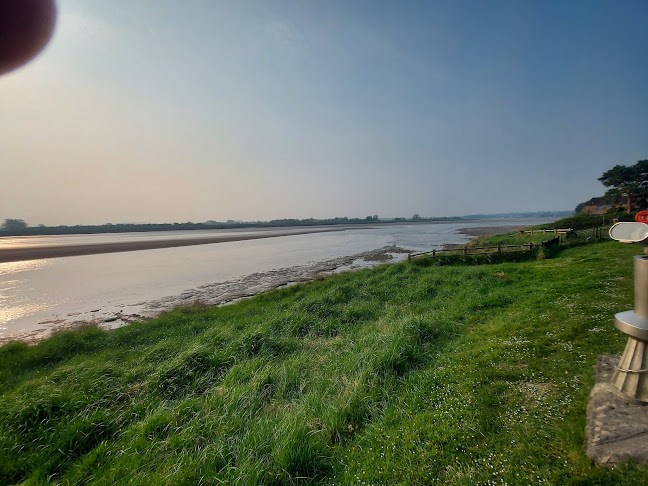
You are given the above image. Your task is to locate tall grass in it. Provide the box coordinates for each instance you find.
[1,241,647,484]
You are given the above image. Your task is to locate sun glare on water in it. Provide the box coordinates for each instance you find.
[0,260,56,329]
[0,259,52,277]
[0,303,54,328]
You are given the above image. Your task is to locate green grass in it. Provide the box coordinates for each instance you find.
[468,231,558,247]
[465,227,608,254]
[539,212,635,231]
[1,241,647,484]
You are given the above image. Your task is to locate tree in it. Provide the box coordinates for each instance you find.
[1,218,28,232]
[599,160,648,213]
[412,214,421,220]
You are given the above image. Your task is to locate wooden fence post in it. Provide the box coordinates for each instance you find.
[408,253,411,263]
[529,242,534,250]
[432,249,436,258]
[497,244,501,254]
[463,248,467,256]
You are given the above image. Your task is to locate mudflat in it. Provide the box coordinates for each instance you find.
[0,227,347,263]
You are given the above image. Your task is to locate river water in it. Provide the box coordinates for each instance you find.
[0,220,551,342]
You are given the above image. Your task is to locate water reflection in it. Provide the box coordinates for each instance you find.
[0,258,53,276]
[0,303,53,327]
[0,260,58,327]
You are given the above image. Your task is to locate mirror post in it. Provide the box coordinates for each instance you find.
[608,222,648,403]
[611,255,648,403]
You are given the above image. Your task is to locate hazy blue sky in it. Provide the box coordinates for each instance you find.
[1,0,647,225]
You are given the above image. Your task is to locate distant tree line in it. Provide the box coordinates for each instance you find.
[0,215,461,237]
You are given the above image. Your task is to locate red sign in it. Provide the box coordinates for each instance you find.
[635,210,648,223]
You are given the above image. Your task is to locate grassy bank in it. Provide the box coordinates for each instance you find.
[1,240,647,484]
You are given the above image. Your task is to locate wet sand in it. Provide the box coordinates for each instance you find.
[0,227,348,263]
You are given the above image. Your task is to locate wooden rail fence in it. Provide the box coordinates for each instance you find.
[408,242,540,262]
[519,228,572,235]
[408,226,609,263]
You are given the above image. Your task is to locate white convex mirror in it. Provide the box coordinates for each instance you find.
[609,222,648,243]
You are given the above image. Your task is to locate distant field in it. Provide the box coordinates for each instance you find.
[1,237,646,484]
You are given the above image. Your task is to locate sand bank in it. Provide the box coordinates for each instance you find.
[0,227,347,263]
